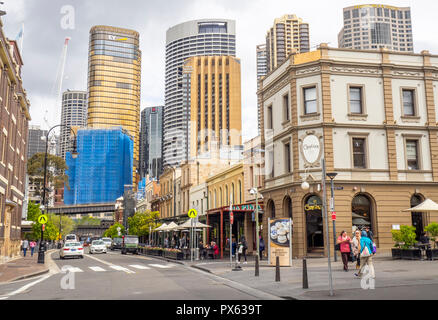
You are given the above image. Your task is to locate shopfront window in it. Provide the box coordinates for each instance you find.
[305,195,323,252]
[411,194,424,241]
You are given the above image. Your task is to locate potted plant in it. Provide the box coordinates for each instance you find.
[399,225,422,260]
[391,229,403,259]
[425,222,438,261]
[163,248,184,260]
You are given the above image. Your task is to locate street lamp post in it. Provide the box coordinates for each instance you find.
[250,187,263,277]
[327,172,338,262]
[38,124,78,264]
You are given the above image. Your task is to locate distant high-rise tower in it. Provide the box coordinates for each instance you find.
[27,125,48,159]
[139,106,163,179]
[338,5,413,52]
[256,44,267,133]
[87,25,141,184]
[60,90,87,159]
[164,19,236,168]
[266,14,310,72]
[182,56,242,159]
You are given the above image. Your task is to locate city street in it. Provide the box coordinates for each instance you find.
[0,249,278,300]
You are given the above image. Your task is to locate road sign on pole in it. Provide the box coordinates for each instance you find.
[188,208,197,218]
[38,215,48,224]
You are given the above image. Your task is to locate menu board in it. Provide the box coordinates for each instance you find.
[268,218,292,267]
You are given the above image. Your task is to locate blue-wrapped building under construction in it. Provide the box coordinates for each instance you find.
[64,127,133,204]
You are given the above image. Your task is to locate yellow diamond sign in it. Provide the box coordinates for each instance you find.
[188,209,197,219]
[38,214,48,224]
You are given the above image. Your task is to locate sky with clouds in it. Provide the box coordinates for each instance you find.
[2,0,437,141]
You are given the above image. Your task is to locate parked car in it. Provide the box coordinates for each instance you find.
[60,241,84,259]
[111,237,123,251]
[101,237,112,248]
[121,235,139,255]
[89,240,107,254]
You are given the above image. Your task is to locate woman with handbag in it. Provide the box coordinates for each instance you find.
[351,230,361,269]
[355,231,375,279]
[336,231,352,271]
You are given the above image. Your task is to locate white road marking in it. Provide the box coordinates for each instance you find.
[148,264,173,269]
[62,266,83,273]
[89,266,106,272]
[109,265,135,274]
[0,273,52,300]
[129,264,151,270]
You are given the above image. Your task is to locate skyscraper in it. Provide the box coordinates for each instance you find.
[60,90,87,159]
[27,125,48,159]
[256,44,267,133]
[338,4,413,52]
[266,14,310,73]
[139,106,163,180]
[164,19,236,167]
[182,56,242,160]
[87,25,141,183]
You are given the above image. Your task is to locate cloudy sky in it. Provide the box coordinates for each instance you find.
[3,0,436,141]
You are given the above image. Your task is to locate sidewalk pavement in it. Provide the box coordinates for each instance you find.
[0,251,53,284]
[180,253,438,300]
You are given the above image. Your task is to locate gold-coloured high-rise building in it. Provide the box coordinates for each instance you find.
[87,25,141,184]
[183,56,242,159]
[266,14,310,72]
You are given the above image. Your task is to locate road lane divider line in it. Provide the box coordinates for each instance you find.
[0,273,53,300]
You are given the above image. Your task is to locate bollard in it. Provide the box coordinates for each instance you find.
[255,254,259,277]
[275,256,280,282]
[302,258,309,289]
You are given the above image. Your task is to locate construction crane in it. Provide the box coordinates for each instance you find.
[44,37,70,132]
[43,37,70,155]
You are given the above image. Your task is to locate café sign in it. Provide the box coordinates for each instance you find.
[299,132,323,167]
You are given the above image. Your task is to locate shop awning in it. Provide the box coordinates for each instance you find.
[161,222,179,231]
[154,223,168,231]
[176,218,212,230]
[402,198,438,212]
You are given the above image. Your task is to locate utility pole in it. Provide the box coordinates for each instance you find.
[322,158,334,296]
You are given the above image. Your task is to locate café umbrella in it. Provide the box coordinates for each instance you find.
[176,219,212,230]
[402,198,438,226]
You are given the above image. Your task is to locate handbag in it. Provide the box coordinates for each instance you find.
[372,242,377,254]
[238,245,243,254]
[361,245,371,258]
[335,243,340,251]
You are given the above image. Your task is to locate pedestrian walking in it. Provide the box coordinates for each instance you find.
[198,241,206,260]
[211,241,219,259]
[259,236,265,260]
[355,231,375,279]
[238,236,248,264]
[365,226,374,242]
[22,239,29,257]
[30,240,37,257]
[351,229,361,269]
[336,231,351,271]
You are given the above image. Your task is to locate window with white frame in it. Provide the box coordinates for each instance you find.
[349,86,363,114]
[406,140,419,170]
[402,89,416,116]
[303,86,317,114]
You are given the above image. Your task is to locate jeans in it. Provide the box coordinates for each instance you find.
[23,248,27,257]
[238,248,247,262]
[31,247,35,256]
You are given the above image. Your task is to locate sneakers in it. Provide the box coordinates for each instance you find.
[243,261,247,264]
[354,273,361,278]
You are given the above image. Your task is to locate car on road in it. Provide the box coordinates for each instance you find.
[89,240,107,254]
[65,234,78,242]
[60,241,84,259]
[110,237,123,251]
[121,235,139,255]
[101,237,112,248]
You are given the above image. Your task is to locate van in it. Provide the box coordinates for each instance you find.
[65,234,78,242]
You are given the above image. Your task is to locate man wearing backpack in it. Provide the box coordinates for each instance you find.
[355,231,375,279]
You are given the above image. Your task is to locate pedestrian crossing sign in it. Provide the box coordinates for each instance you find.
[38,214,48,224]
[188,208,197,218]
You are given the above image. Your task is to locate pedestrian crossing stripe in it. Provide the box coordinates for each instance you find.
[148,264,172,269]
[129,264,151,270]
[62,266,83,273]
[89,266,106,272]
[109,265,135,273]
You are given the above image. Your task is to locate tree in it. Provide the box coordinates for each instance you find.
[103,223,125,238]
[425,222,438,249]
[27,152,69,203]
[27,201,41,221]
[30,214,61,241]
[127,210,160,237]
[51,214,75,239]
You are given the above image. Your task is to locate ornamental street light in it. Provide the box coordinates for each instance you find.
[250,187,263,277]
[326,172,338,262]
[38,124,78,264]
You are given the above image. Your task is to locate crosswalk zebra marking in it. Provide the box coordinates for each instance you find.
[129,264,151,270]
[89,266,106,272]
[109,265,135,273]
[148,264,173,269]
[62,266,83,273]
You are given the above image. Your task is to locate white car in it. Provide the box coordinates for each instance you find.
[60,241,84,259]
[101,237,112,248]
[89,240,107,254]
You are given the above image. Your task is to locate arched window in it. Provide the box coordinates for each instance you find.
[231,183,235,203]
[238,180,242,204]
[214,190,217,208]
[219,187,223,206]
[283,196,292,219]
[209,191,212,209]
[411,194,425,241]
[225,185,229,205]
[352,194,373,231]
[267,200,275,218]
